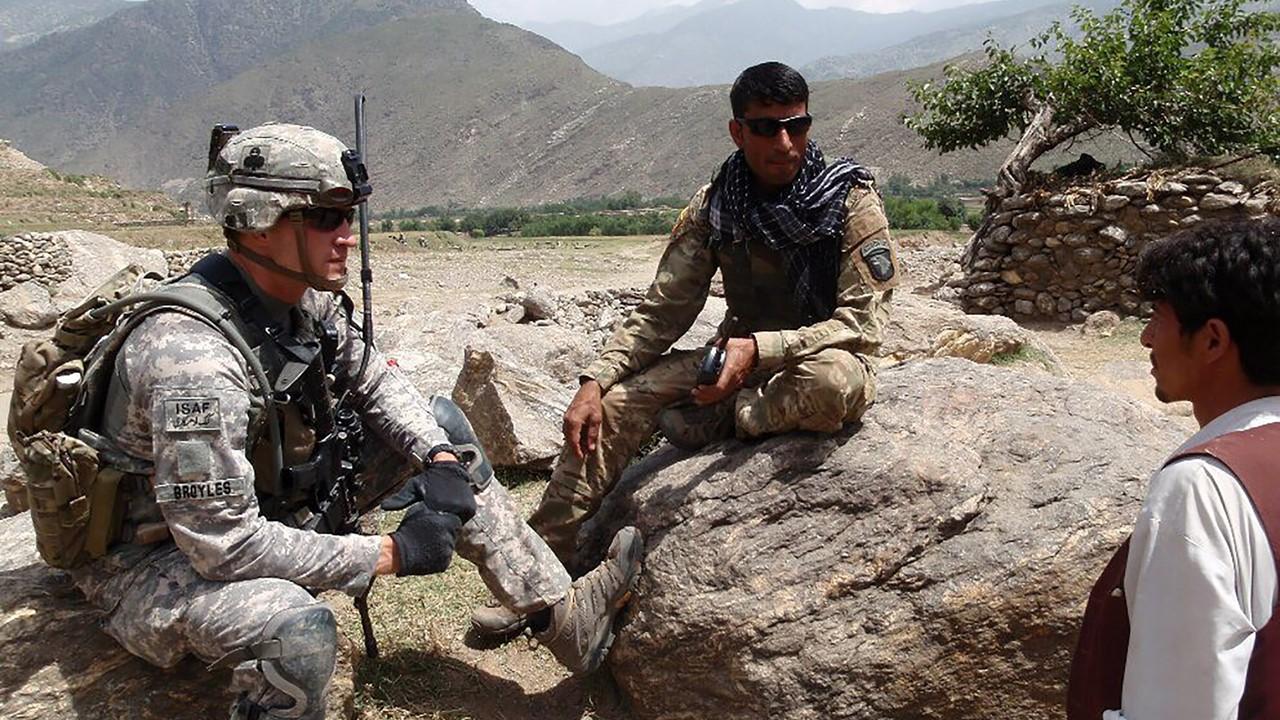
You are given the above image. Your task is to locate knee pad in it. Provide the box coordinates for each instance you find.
[234,604,338,720]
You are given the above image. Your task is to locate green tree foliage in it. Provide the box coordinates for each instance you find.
[905,0,1279,192]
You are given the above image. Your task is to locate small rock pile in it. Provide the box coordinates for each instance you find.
[953,168,1278,321]
[488,276,650,347]
[164,247,218,276]
[0,233,73,291]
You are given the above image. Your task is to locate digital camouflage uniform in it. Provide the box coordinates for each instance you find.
[528,183,898,565]
[70,261,570,714]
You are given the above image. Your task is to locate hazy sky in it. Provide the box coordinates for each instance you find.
[469,0,1006,25]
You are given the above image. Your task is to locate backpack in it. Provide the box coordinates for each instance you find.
[6,261,280,568]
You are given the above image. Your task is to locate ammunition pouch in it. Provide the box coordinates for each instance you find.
[20,431,126,568]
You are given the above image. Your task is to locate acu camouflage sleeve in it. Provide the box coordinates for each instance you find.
[751,186,899,370]
[583,186,719,391]
[308,292,448,467]
[127,312,382,596]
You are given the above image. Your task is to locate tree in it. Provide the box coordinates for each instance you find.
[905,0,1280,201]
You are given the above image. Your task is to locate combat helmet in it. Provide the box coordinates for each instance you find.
[204,122,371,291]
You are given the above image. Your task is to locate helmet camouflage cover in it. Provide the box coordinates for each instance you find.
[205,123,363,232]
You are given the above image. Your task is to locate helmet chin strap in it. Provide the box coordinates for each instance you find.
[227,215,347,293]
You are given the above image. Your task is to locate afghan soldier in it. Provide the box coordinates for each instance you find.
[65,123,642,719]
[472,62,898,637]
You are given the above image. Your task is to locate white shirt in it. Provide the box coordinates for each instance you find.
[1105,397,1280,720]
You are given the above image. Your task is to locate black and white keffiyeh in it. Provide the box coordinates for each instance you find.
[705,141,872,322]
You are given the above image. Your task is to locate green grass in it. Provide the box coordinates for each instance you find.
[990,345,1056,370]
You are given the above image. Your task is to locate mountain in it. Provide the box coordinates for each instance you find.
[0,1,1133,210]
[0,0,130,49]
[576,0,1070,87]
[0,0,471,172]
[523,0,733,56]
[802,0,1118,81]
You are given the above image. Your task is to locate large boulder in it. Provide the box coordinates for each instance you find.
[582,359,1189,720]
[0,280,56,329]
[0,514,355,718]
[51,231,168,310]
[880,294,1062,372]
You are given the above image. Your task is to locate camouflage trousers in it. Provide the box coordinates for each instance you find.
[528,347,876,567]
[71,450,570,718]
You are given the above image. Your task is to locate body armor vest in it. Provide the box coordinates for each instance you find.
[1068,422,1280,719]
[714,238,812,335]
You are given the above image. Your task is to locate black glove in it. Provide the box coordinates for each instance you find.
[381,461,477,522]
[389,503,462,576]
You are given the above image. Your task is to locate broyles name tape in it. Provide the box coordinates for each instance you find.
[155,477,248,503]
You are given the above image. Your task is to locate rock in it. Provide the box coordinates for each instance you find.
[52,231,168,311]
[0,281,56,329]
[1099,195,1129,211]
[520,285,558,322]
[0,514,355,718]
[880,295,1062,371]
[1216,180,1246,196]
[1200,193,1241,211]
[1112,180,1150,198]
[1081,310,1122,337]
[1097,225,1127,244]
[451,345,573,469]
[1180,173,1220,185]
[584,359,1191,720]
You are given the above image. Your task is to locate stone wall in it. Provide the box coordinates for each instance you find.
[0,233,72,292]
[951,168,1279,321]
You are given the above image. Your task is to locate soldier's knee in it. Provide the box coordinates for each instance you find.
[231,602,337,720]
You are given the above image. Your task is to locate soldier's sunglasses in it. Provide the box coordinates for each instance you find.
[298,207,356,232]
[735,113,813,138]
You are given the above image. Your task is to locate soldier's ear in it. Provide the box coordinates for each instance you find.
[729,119,745,149]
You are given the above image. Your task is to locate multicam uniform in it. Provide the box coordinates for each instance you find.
[71,259,569,713]
[528,182,899,565]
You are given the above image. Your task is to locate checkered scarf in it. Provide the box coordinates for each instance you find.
[705,141,870,322]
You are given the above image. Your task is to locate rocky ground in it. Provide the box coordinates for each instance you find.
[0,224,1191,719]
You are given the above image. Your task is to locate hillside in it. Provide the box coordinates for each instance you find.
[0,1,1136,210]
[576,0,1067,87]
[802,0,1117,81]
[0,0,129,49]
[0,139,182,227]
[0,0,471,172]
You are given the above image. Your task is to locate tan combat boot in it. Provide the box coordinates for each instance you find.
[535,525,644,674]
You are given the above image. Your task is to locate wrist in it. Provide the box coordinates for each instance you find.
[377,535,400,576]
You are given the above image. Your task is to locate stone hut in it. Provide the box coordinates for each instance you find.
[951,168,1279,321]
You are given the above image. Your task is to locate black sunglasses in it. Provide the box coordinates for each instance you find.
[735,113,813,138]
[296,206,356,232]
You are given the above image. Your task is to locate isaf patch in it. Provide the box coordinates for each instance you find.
[860,240,896,283]
[164,398,221,433]
[155,477,247,503]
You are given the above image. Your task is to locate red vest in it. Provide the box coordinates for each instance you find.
[1068,423,1280,719]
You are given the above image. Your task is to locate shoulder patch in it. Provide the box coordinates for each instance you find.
[155,477,248,503]
[860,238,896,283]
[163,397,222,433]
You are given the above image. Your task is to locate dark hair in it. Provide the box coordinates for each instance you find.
[1135,216,1280,385]
[730,62,808,117]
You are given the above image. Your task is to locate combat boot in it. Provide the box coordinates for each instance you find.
[535,526,644,674]
[469,595,530,641]
[657,400,736,451]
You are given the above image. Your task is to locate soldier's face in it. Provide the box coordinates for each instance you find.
[264,212,357,285]
[728,99,809,194]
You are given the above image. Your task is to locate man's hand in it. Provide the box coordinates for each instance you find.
[381,462,477,523]
[563,379,604,459]
[386,504,462,576]
[691,337,757,406]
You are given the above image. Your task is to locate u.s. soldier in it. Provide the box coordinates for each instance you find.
[67,123,642,719]
[472,61,897,636]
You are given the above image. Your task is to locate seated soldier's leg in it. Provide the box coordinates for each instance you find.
[456,475,645,674]
[80,547,337,720]
[735,349,877,437]
[528,350,700,569]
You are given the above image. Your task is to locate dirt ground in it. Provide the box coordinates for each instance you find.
[5,223,1184,719]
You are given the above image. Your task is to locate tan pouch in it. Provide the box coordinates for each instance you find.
[21,431,121,569]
